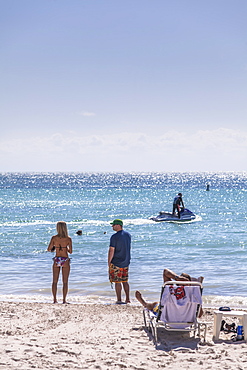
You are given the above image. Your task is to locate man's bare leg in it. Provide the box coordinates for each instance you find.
[115,282,122,302]
[135,291,158,311]
[123,281,130,303]
[198,307,203,318]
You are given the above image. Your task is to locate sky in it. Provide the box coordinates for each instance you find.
[0,0,247,172]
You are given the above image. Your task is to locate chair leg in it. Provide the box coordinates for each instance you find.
[154,327,157,344]
[143,309,147,329]
[199,323,207,342]
[198,324,201,338]
[150,319,157,344]
[203,323,207,342]
[143,309,154,337]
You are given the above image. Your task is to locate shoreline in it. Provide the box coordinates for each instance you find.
[1,301,247,369]
[1,292,247,311]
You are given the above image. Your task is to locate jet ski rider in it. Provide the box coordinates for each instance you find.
[172,193,185,219]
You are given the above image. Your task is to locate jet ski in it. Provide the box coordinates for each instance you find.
[150,208,196,222]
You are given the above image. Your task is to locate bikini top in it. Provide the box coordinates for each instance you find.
[51,244,68,252]
[57,244,69,251]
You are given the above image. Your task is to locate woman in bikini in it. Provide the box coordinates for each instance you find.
[47,221,72,304]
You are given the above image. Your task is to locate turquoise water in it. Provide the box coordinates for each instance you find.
[0,172,246,307]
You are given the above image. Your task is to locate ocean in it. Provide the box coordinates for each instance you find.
[0,172,246,308]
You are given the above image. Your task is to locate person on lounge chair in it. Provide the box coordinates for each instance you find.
[135,268,203,317]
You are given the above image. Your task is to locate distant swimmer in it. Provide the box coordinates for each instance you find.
[76,230,82,235]
[206,184,210,191]
[172,193,185,219]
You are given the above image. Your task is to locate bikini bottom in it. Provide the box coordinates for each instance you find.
[53,257,70,267]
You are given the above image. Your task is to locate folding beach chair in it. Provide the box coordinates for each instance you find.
[143,280,207,344]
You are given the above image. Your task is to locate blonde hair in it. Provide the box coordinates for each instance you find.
[56,221,68,238]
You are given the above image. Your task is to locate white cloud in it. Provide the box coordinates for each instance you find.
[78,111,96,117]
[0,128,246,172]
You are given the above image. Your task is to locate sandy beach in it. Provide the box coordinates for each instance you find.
[1,301,247,369]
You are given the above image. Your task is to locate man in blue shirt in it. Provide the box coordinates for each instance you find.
[108,219,131,304]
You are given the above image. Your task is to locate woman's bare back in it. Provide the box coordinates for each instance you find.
[48,235,72,257]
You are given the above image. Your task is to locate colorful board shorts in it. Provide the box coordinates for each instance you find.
[109,263,129,283]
